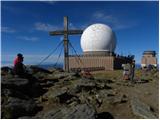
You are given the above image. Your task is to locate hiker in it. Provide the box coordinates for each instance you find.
[122,63,130,80]
[13,53,37,84]
[13,53,26,76]
[130,60,135,83]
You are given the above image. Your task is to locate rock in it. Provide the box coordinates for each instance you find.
[53,72,79,79]
[51,67,64,72]
[1,66,13,76]
[63,104,96,119]
[97,90,128,105]
[136,79,149,83]
[1,66,13,71]
[112,94,128,104]
[107,93,115,97]
[96,79,114,84]
[29,66,52,74]
[76,79,96,92]
[48,68,57,73]
[39,79,58,88]
[57,92,79,104]
[1,97,38,119]
[95,94,103,107]
[68,85,81,95]
[18,116,33,119]
[1,89,30,100]
[1,78,29,91]
[33,72,49,79]
[96,82,112,90]
[34,104,96,119]
[120,94,128,103]
[53,73,68,79]
[34,107,63,119]
[131,97,157,119]
[44,74,59,81]
[96,82,105,89]
[144,92,151,96]
[43,87,68,102]
[1,77,44,98]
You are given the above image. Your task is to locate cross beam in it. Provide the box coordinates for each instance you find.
[49,30,83,36]
[49,16,83,72]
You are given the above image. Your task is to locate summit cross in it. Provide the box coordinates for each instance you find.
[49,16,83,72]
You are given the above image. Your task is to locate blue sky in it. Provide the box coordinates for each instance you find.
[1,1,159,66]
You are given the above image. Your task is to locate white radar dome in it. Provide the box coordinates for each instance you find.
[81,23,116,52]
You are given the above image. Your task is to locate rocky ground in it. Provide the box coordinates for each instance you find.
[1,66,159,119]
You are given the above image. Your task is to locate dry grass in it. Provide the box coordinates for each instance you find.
[92,69,159,81]
[92,70,123,80]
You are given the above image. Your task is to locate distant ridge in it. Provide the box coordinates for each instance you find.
[38,63,63,69]
[1,62,63,69]
[1,62,143,70]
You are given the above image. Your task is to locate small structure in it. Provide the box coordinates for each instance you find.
[141,51,157,68]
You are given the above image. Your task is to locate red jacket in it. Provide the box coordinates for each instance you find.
[13,57,22,66]
[13,57,25,75]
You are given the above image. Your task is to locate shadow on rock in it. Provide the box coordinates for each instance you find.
[96,112,114,119]
[57,92,79,104]
[1,97,43,119]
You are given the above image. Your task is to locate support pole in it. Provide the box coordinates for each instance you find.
[64,16,69,72]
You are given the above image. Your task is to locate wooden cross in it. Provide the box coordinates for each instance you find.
[49,16,83,72]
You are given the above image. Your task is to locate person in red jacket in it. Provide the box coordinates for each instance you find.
[13,53,25,76]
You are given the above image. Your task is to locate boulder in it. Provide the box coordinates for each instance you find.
[32,71,50,80]
[1,97,38,119]
[1,77,44,98]
[29,66,52,74]
[1,66,13,76]
[1,78,29,91]
[63,104,96,119]
[53,72,81,79]
[1,66,13,72]
[112,94,128,104]
[68,85,82,95]
[44,74,59,81]
[131,97,157,119]
[1,89,30,100]
[76,79,96,92]
[34,104,96,119]
[43,87,68,102]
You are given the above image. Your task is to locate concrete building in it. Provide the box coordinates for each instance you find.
[141,51,157,68]
[69,23,133,71]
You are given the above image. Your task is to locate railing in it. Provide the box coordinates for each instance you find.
[70,67,105,72]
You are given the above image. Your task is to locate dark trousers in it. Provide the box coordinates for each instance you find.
[130,70,135,82]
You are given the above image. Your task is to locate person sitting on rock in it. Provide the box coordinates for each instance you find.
[13,53,38,85]
[13,53,26,76]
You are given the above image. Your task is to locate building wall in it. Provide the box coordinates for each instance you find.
[141,56,157,67]
[69,56,114,71]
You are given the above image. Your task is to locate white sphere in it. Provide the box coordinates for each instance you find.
[81,23,116,52]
